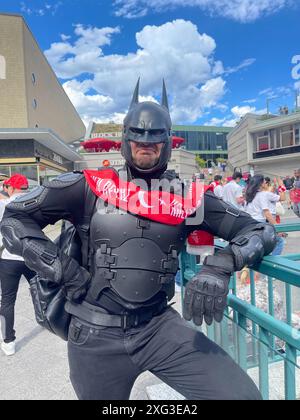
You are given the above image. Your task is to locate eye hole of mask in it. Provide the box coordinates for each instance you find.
[149,129,166,136]
[129,127,145,135]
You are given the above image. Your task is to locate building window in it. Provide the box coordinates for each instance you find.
[281,125,294,148]
[31,73,36,84]
[269,129,277,149]
[32,99,37,109]
[256,131,269,151]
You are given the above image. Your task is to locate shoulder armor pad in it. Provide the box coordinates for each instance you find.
[6,186,48,212]
[43,171,84,189]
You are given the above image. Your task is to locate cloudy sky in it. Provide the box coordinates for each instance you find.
[1,0,299,126]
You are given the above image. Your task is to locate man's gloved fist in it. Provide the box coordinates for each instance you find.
[22,238,90,303]
[22,238,62,283]
[60,252,91,303]
[183,253,233,326]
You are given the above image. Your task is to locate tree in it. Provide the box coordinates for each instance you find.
[195,155,206,169]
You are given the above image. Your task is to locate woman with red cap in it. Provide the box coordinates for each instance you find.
[0,174,35,356]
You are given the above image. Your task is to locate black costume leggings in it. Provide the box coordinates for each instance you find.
[68,306,262,400]
[0,259,34,343]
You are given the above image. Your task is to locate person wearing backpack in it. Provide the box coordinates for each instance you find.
[0,81,276,400]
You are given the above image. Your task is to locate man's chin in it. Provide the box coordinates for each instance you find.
[134,159,158,170]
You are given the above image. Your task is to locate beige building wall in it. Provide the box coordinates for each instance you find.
[22,19,85,143]
[252,155,300,177]
[227,114,258,171]
[0,13,85,143]
[0,14,28,128]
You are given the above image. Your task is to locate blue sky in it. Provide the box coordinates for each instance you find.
[1,0,300,126]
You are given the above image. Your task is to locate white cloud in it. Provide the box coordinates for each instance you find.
[231,105,256,118]
[45,20,235,124]
[259,86,293,98]
[204,117,227,126]
[205,104,267,127]
[243,98,257,104]
[20,1,62,16]
[224,58,256,75]
[113,0,295,22]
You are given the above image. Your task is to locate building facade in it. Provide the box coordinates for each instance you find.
[228,112,300,176]
[172,125,230,163]
[0,13,85,185]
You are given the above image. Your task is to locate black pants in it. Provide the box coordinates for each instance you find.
[68,307,262,400]
[0,259,34,343]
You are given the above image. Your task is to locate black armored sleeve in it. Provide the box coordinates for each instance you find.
[0,172,87,285]
[2,171,86,231]
[189,191,276,271]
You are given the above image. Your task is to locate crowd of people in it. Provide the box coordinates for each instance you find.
[208,168,300,244]
[208,168,300,332]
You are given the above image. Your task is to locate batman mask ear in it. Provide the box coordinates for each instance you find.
[161,79,169,110]
[129,77,140,110]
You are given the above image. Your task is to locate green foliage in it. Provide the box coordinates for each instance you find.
[195,155,206,168]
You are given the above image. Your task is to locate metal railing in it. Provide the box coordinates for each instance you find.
[179,223,300,400]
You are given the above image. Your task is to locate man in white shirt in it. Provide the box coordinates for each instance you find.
[210,175,223,199]
[0,174,34,356]
[222,172,244,210]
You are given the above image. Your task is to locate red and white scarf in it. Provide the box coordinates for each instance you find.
[84,168,206,226]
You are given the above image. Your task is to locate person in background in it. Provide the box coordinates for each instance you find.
[283,175,294,191]
[263,177,287,256]
[245,175,286,255]
[290,169,300,218]
[0,179,9,200]
[222,171,244,209]
[209,175,224,199]
[0,174,35,356]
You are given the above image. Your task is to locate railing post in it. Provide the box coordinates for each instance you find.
[284,344,297,401]
[285,284,293,326]
[237,313,248,372]
[259,327,270,400]
[268,277,276,360]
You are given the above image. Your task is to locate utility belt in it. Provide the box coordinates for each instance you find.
[65,299,169,331]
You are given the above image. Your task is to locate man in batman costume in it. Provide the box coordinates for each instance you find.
[0,80,276,400]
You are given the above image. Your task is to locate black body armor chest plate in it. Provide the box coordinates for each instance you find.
[88,198,188,303]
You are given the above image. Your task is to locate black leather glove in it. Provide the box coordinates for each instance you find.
[22,239,90,303]
[183,253,233,326]
[60,251,91,302]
